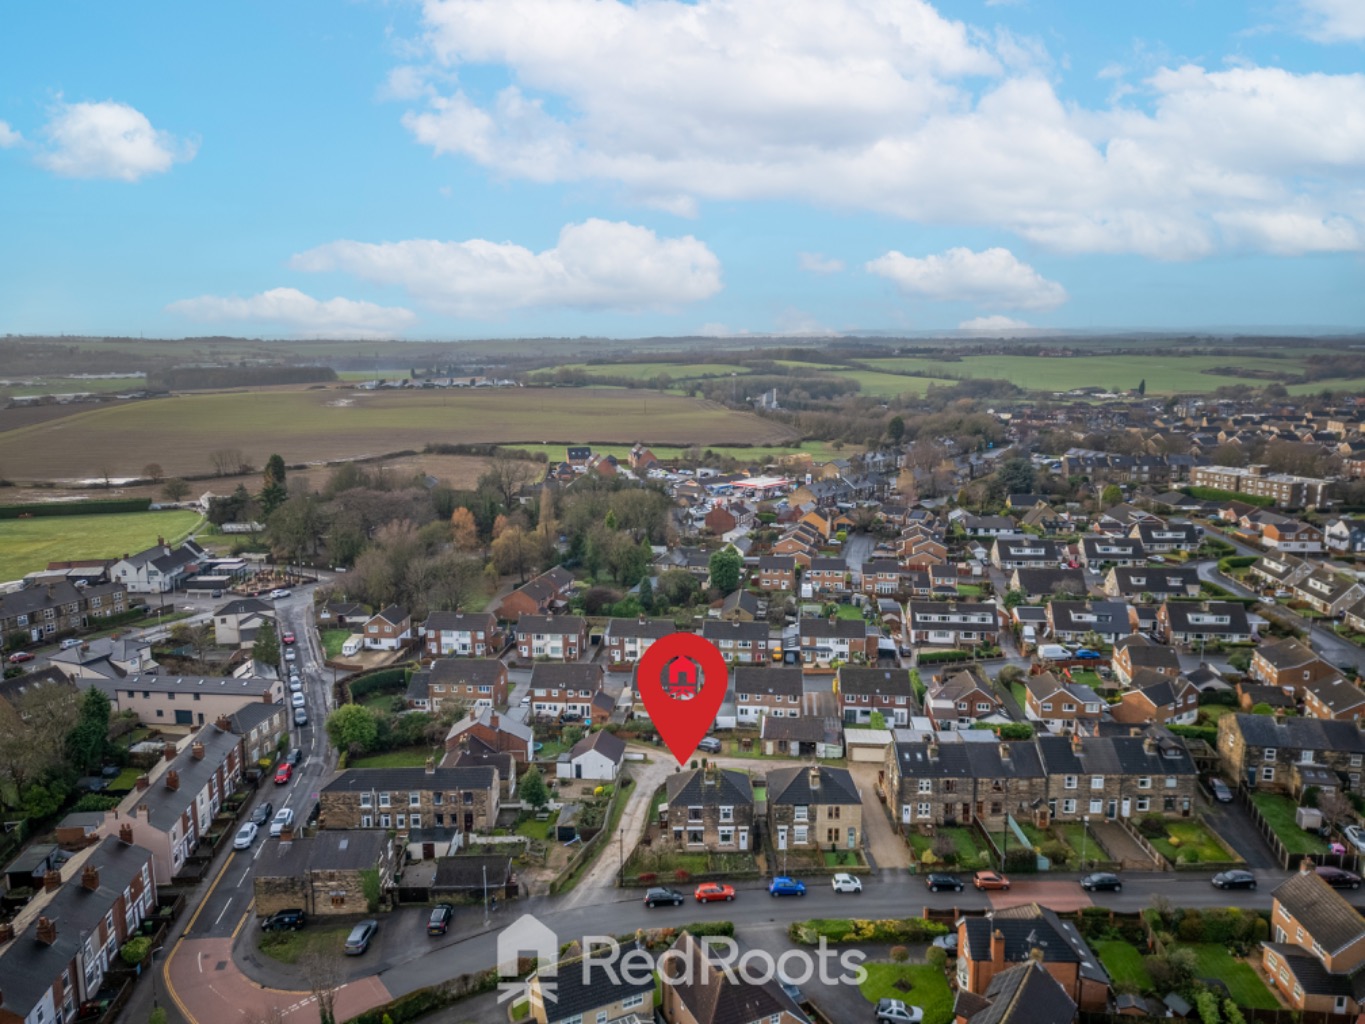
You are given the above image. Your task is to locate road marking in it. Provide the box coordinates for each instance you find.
[232,899,255,940]
[163,849,238,1024]
[214,897,234,926]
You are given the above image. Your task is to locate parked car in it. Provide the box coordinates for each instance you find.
[262,908,306,931]
[1208,778,1234,803]
[1080,872,1122,892]
[694,883,735,903]
[1316,866,1361,890]
[282,631,296,645]
[284,648,296,662]
[643,886,685,908]
[697,737,722,754]
[973,870,1010,891]
[285,748,302,766]
[274,763,292,785]
[7,652,34,664]
[233,822,258,850]
[875,998,924,1023]
[294,708,308,726]
[925,873,964,893]
[1211,870,1257,890]
[250,801,273,827]
[291,693,306,708]
[59,638,82,650]
[344,919,378,955]
[1345,824,1365,854]
[1074,649,1101,660]
[289,679,303,693]
[831,873,862,894]
[931,933,958,954]
[427,904,454,935]
[270,589,292,600]
[768,876,806,897]
[269,807,294,837]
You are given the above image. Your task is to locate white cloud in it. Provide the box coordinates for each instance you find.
[958,314,1031,331]
[798,252,844,274]
[1298,0,1365,41]
[291,219,722,316]
[37,100,194,181]
[0,121,21,148]
[166,288,416,339]
[1215,208,1362,254]
[397,0,1365,258]
[867,246,1066,309]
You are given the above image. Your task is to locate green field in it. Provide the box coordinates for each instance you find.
[825,369,958,398]
[0,509,202,581]
[503,439,853,463]
[530,361,751,381]
[1249,792,1329,855]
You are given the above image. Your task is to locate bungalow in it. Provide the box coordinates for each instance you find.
[1103,565,1201,601]
[1025,672,1104,733]
[834,666,916,726]
[556,729,626,781]
[516,614,587,661]
[1046,600,1134,645]
[363,605,412,651]
[961,514,1018,537]
[1250,552,1312,591]
[317,601,367,627]
[907,601,1001,648]
[991,537,1065,571]
[718,588,760,622]
[701,619,771,664]
[1156,600,1252,646]
[767,765,862,852]
[760,715,842,758]
[1009,567,1086,601]
[423,610,503,658]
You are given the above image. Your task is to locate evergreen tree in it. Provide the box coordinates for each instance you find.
[253,618,281,667]
[1138,378,1147,396]
[519,766,550,810]
[708,547,742,594]
[260,453,288,517]
[638,575,654,614]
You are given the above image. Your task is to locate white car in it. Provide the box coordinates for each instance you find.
[1345,824,1365,854]
[875,999,924,1023]
[291,693,306,708]
[289,679,303,693]
[233,822,259,849]
[284,648,296,661]
[270,589,292,600]
[269,808,294,837]
[59,638,83,650]
[831,873,862,894]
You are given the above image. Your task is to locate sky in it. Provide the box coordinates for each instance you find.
[1,0,1363,340]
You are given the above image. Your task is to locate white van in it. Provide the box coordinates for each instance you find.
[341,635,364,657]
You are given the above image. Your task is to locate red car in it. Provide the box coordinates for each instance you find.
[973,870,1011,891]
[274,763,293,785]
[693,883,735,903]
[7,652,34,664]
[282,632,296,645]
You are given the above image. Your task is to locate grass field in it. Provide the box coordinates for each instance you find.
[320,629,355,659]
[0,509,202,581]
[826,368,958,397]
[0,386,796,481]
[1250,792,1329,855]
[859,963,954,1024]
[529,361,751,381]
[502,439,853,463]
[348,747,439,768]
[1096,940,1152,991]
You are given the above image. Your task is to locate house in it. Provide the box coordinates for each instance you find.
[1262,867,1365,1016]
[423,610,503,658]
[0,580,129,643]
[516,614,588,661]
[663,767,754,851]
[1025,672,1104,733]
[1110,634,1182,685]
[1262,518,1324,553]
[445,708,534,763]
[90,673,285,728]
[1324,518,1365,554]
[524,953,655,1024]
[496,566,576,620]
[362,605,412,651]
[319,763,499,836]
[566,445,592,467]
[212,597,276,647]
[0,833,157,1024]
[907,601,1001,648]
[804,556,849,595]
[877,599,906,634]
[628,442,659,473]
[991,537,1065,570]
[960,514,1018,537]
[1079,536,1145,568]
[1111,671,1201,726]
[526,663,604,720]
[408,658,508,713]
[701,618,772,664]
[1036,728,1197,822]
[1046,600,1135,645]
[1129,521,1201,553]
[1302,677,1365,722]
[1156,600,1252,646]
[229,700,291,766]
[1250,553,1312,591]
[719,588,760,622]
[556,729,626,782]
[956,904,1110,1013]
[798,617,878,667]
[925,668,1004,730]
[703,505,737,534]
[834,666,916,726]
[953,960,1077,1024]
[1292,568,1365,617]
[767,765,862,852]
[1103,565,1201,601]
[49,635,156,682]
[111,538,208,593]
[755,555,797,592]
[884,737,1046,828]
[253,831,396,917]
[734,666,803,722]
[1250,637,1343,694]
[760,715,842,758]
[317,601,368,627]
[1218,714,1365,794]
[604,616,675,664]
[860,559,911,597]
[1009,567,1086,601]
[106,718,246,883]
[660,931,807,1024]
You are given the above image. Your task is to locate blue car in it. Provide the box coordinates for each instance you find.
[1074,649,1101,660]
[768,876,806,897]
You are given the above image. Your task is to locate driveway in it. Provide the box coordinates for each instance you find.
[1088,820,1158,870]
[1201,796,1280,870]
[848,763,911,869]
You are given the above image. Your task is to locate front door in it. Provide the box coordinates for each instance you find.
[1121,798,1131,818]
[777,826,788,850]
[1106,799,1117,820]
[463,812,474,832]
[847,827,856,850]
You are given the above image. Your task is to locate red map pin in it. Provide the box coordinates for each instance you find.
[636,632,729,765]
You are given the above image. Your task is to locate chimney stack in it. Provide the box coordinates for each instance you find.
[1071,731,1083,753]
[425,757,436,775]
[808,766,821,789]
[1000,742,1011,762]
[0,921,15,943]
[119,824,134,845]
[215,715,231,732]
[489,713,499,729]
[42,870,61,894]
[35,917,57,946]
[82,865,100,892]
[165,770,179,792]
[991,929,1006,970]
[1301,858,1316,875]
[135,774,150,791]
[163,742,177,762]
[191,742,205,761]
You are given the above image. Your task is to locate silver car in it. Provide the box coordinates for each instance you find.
[345,919,378,955]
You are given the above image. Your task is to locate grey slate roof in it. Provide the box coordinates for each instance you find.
[1162,600,1250,635]
[893,739,1045,781]
[130,723,244,831]
[533,956,655,1024]
[1272,870,1365,955]
[734,666,803,698]
[836,667,914,700]
[665,768,753,807]
[322,765,497,795]
[213,597,272,617]
[1035,729,1195,776]
[968,960,1078,1024]
[663,930,808,1024]
[1228,713,1365,753]
[766,765,859,806]
[798,617,869,640]
[528,662,603,690]
[518,614,585,636]
[90,673,278,698]
[702,619,770,642]
[255,830,388,876]
[604,617,676,640]
[424,609,496,632]
[429,658,507,686]
[568,729,625,764]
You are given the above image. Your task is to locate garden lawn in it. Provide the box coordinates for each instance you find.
[859,963,954,1024]
[320,629,354,659]
[834,604,864,620]
[907,827,990,869]
[1010,683,1027,709]
[516,811,559,842]
[258,923,352,964]
[348,747,435,768]
[1182,944,1279,1009]
[1057,822,1093,864]
[1068,670,1103,689]
[1150,820,1237,864]
[1096,941,1152,992]
[1249,792,1329,855]
[955,584,984,597]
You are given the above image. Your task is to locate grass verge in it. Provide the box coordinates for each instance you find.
[258,924,351,964]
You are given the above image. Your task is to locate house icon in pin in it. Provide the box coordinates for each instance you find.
[661,655,702,701]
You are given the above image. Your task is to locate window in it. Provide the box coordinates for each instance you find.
[794,826,808,845]
[918,779,932,794]
[622,993,645,1010]
[1062,703,1075,713]
[794,805,809,822]
[410,815,420,828]
[719,828,734,846]
[1264,748,1277,762]
[1041,702,1053,712]
[1089,799,1104,814]
[1165,777,1177,788]
[409,793,420,807]
[396,815,406,828]
[1136,797,1150,812]
[1062,799,1076,814]
[916,802,931,819]
[1262,766,1275,782]
[380,814,391,828]
[1065,775,1077,789]
[1138,777,1151,789]
[720,805,733,822]
[1091,776,1104,790]
[360,793,372,808]
[361,815,373,827]
[688,805,703,822]
[378,793,391,808]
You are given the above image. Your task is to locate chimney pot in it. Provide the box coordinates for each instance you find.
[1301,858,1316,875]
[425,757,436,775]
[191,742,205,761]
[0,920,15,943]
[135,774,150,791]
[489,713,499,728]
[165,770,179,792]
[163,742,177,762]
[42,870,61,893]
[82,865,100,892]
[215,715,231,732]
[991,928,1006,969]
[36,917,57,946]
[119,824,134,844]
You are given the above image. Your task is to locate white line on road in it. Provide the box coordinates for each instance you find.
[214,897,234,926]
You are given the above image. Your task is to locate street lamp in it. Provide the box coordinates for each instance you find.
[483,864,489,927]
[149,945,165,1009]
[1081,815,1090,871]
[618,828,625,887]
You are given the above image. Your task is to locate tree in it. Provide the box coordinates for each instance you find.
[450,507,479,551]
[491,526,538,583]
[209,448,246,477]
[260,453,288,518]
[708,547,742,595]
[519,765,550,810]
[142,463,164,483]
[886,415,905,444]
[267,494,325,562]
[67,687,112,774]
[657,569,700,609]
[479,452,539,510]
[326,705,379,754]
[1318,788,1352,831]
[300,951,341,1024]
[1100,484,1123,508]
[869,710,886,729]
[252,618,281,667]
[161,477,190,502]
[995,458,1036,496]
[1002,588,1026,609]
[638,576,654,614]
[1137,379,1146,396]
[170,620,214,664]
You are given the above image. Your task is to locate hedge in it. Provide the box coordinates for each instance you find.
[1183,487,1275,508]
[1218,555,1258,572]
[917,650,973,665]
[0,498,153,519]
[1168,724,1218,744]
[347,667,412,701]
[342,969,501,1024]
[787,918,948,945]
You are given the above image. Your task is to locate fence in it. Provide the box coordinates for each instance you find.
[1238,784,1297,870]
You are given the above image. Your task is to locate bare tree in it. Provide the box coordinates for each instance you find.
[142,463,165,483]
[209,448,245,477]
[300,951,341,1024]
[479,451,538,510]
[1318,788,1352,831]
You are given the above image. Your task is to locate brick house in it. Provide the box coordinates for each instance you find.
[701,619,771,664]
[661,931,805,1024]
[734,666,804,723]
[924,668,1004,730]
[1110,635,1181,685]
[229,700,291,767]
[860,559,910,596]
[991,537,1065,570]
[834,666,916,726]
[906,601,1001,648]
[755,555,796,592]
[1292,568,1365,617]
[362,605,412,651]
[603,616,675,664]
[1302,677,1365,722]
[663,767,754,851]
[1251,637,1343,694]
[718,589,760,622]
[1103,565,1201,601]
[798,617,878,668]
[444,708,534,762]
[805,557,849,595]
[954,961,1076,1024]
[408,658,508,713]
[516,614,587,661]
[1110,671,1201,726]
[0,833,157,1024]
[1036,729,1197,822]
[956,904,1110,1013]
[1263,867,1365,1016]
[319,764,499,835]
[0,579,129,643]
[1079,536,1146,568]
[1156,600,1252,645]
[496,566,575,620]
[253,831,396,917]
[767,765,862,853]
[1024,672,1103,733]
[884,738,1046,829]
[423,610,503,658]
[703,505,737,535]
[526,663,604,719]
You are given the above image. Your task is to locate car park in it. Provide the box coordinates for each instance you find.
[233,822,259,849]
[925,873,964,893]
[875,998,924,1023]
[344,919,378,955]
[1212,870,1257,890]
[1316,866,1361,889]
[768,876,806,897]
[1345,824,1365,854]
[274,763,292,785]
[1081,872,1122,892]
[262,908,306,931]
[291,693,306,708]
[643,886,685,908]
[250,801,274,827]
[694,883,734,903]
[973,870,1010,891]
[427,904,454,935]
[269,808,294,836]
[1208,778,1234,803]
[831,873,862,893]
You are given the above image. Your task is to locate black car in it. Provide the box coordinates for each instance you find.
[925,873,964,893]
[1316,866,1362,890]
[1081,872,1122,892]
[643,886,685,908]
[286,748,303,767]
[1208,778,1234,803]
[262,908,306,931]
[250,801,274,827]
[427,904,454,935]
[1212,870,1257,890]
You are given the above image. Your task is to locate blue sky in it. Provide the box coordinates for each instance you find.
[1,0,1362,339]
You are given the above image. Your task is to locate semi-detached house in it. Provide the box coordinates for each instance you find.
[319,763,498,837]
[701,619,771,664]
[834,666,916,726]
[603,616,675,664]
[0,580,129,643]
[423,610,503,658]
[526,663,603,719]
[734,666,803,723]
[1263,867,1365,1016]
[799,617,878,667]
[516,615,587,661]
[907,601,1000,648]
